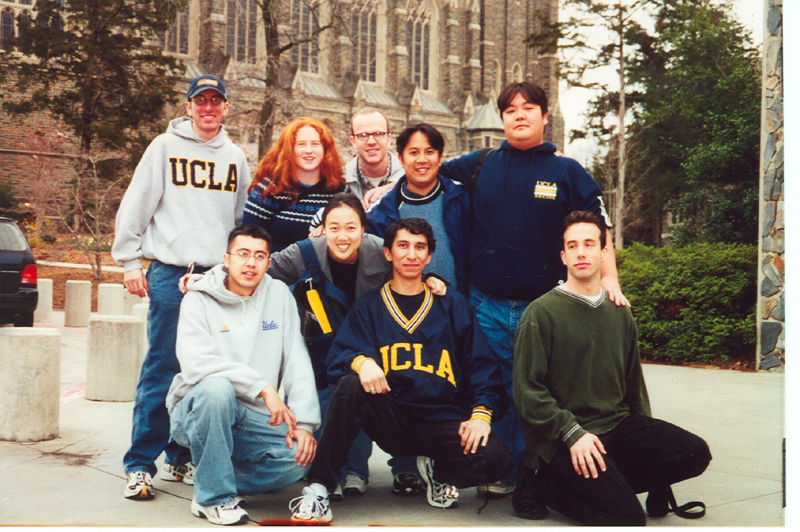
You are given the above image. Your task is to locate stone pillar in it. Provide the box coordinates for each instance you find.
[132,303,150,362]
[86,316,146,401]
[64,280,92,327]
[34,278,53,324]
[123,291,144,315]
[757,0,784,370]
[98,283,125,316]
[0,329,61,442]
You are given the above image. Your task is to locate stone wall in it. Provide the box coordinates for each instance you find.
[757,0,784,370]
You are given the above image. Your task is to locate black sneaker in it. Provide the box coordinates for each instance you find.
[512,465,548,520]
[392,473,424,496]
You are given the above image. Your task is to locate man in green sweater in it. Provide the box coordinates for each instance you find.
[512,211,711,526]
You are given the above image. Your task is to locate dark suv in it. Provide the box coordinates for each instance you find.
[0,217,38,327]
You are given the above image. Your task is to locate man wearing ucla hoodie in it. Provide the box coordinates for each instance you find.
[437,81,628,495]
[112,75,251,501]
[167,224,321,525]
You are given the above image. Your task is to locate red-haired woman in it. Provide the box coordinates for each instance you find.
[243,117,346,252]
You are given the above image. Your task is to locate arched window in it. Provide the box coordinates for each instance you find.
[352,0,378,82]
[226,0,258,63]
[511,63,523,82]
[159,2,190,55]
[405,0,432,91]
[291,0,320,74]
[1,8,14,52]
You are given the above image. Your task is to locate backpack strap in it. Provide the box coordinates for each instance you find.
[468,147,497,195]
[298,239,321,271]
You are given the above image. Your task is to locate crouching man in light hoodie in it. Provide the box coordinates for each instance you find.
[166,224,321,525]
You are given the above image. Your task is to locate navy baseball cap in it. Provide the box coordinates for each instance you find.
[187,75,227,100]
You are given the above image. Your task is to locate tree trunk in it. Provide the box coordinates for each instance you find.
[614,0,626,251]
[257,0,281,159]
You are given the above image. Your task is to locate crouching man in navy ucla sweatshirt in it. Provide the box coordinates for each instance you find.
[166,224,320,526]
[289,218,513,524]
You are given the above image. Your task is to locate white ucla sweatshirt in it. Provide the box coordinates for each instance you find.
[166,264,321,434]
[112,117,251,271]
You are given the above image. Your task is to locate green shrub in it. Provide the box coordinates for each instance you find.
[42,234,57,244]
[617,242,757,364]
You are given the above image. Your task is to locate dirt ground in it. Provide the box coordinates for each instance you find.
[33,244,129,312]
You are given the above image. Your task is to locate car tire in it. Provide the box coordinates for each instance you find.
[13,312,34,327]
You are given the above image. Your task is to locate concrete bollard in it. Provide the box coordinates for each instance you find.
[64,280,92,327]
[34,278,53,324]
[0,328,61,442]
[86,316,146,402]
[98,283,125,316]
[132,303,150,363]
[123,290,144,315]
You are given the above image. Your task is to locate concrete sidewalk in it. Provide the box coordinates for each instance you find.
[0,312,785,527]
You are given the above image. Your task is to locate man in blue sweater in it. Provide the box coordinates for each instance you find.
[289,218,512,523]
[436,81,630,496]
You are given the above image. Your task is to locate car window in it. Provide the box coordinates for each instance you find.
[0,223,29,251]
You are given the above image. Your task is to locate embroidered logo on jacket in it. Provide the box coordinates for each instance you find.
[534,181,557,199]
[220,325,230,333]
[262,320,278,331]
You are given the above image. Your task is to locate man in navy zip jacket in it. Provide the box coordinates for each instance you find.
[436,81,630,496]
[366,123,470,294]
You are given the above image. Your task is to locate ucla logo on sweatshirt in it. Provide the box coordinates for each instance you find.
[534,181,557,200]
[220,325,231,333]
[169,158,238,192]
[262,320,278,331]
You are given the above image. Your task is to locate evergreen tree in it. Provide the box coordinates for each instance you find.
[1,0,187,230]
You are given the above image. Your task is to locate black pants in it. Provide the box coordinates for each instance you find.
[538,415,711,526]
[308,375,514,492]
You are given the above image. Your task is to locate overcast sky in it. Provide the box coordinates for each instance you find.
[559,0,765,162]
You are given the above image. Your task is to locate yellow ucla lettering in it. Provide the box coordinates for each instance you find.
[224,164,238,192]
[380,346,390,374]
[170,157,188,186]
[190,160,207,188]
[391,343,412,371]
[436,350,456,387]
[207,162,222,190]
[412,343,433,373]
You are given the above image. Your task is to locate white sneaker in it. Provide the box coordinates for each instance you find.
[191,496,248,525]
[417,456,460,509]
[343,474,367,496]
[160,462,195,485]
[290,487,332,523]
[124,471,154,500]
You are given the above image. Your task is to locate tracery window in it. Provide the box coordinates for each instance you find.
[226,0,258,63]
[1,5,30,52]
[352,0,377,82]
[405,0,431,90]
[158,2,190,55]
[290,0,320,74]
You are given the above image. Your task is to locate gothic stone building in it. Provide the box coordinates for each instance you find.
[1,0,564,199]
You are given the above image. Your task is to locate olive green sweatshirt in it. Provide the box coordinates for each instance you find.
[513,286,651,469]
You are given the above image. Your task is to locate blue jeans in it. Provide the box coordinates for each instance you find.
[317,384,372,483]
[470,286,532,486]
[123,261,192,475]
[170,377,308,506]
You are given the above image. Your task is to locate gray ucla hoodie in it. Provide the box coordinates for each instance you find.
[166,264,321,434]
[112,117,251,271]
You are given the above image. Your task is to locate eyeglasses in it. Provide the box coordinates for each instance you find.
[231,250,270,262]
[352,131,388,141]
[192,95,226,106]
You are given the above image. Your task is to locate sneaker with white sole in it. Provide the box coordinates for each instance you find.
[392,473,424,496]
[343,474,367,496]
[416,456,460,509]
[124,471,154,500]
[191,496,248,526]
[476,480,515,498]
[160,462,195,485]
[290,487,332,523]
[330,484,343,502]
